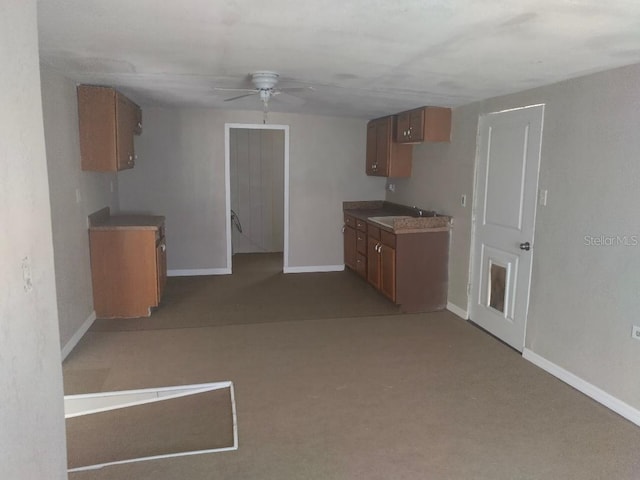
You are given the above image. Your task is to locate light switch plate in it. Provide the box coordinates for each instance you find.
[538,189,548,206]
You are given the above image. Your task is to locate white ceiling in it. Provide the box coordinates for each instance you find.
[38,0,640,118]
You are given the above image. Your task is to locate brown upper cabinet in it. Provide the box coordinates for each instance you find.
[366,116,413,177]
[396,106,451,144]
[78,85,142,172]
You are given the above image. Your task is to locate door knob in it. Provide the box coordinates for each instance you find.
[519,242,531,251]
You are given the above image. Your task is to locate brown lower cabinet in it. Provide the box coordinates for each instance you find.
[346,216,449,312]
[89,223,167,318]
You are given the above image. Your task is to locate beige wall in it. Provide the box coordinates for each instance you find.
[118,108,386,271]
[0,1,68,477]
[40,64,119,351]
[389,63,640,410]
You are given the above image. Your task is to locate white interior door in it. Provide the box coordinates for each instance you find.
[470,105,544,351]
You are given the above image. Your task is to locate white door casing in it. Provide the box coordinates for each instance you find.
[224,123,290,273]
[470,105,544,351]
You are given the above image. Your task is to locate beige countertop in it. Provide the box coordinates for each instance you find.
[88,207,165,231]
[344,201,451,234]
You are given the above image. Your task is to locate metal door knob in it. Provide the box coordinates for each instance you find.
[519,242,531,251]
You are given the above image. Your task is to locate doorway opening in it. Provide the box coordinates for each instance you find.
[225,124,289,274]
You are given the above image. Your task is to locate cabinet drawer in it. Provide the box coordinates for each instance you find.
[380,229,396,248]
[355,218,367,232]
[368,225,381,240]
[344,214,355,228]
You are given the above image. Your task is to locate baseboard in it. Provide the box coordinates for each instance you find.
[283,265,345,274]
[62,311,96,361]
[523,348,640,427]
[168,268,231,277]
[447,302,469,320]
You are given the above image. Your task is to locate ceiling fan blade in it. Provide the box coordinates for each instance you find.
[214,87,258,93]
[278,86,314,93]
[224,92,259,102]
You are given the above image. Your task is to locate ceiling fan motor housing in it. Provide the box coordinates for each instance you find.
[252,71,279,90]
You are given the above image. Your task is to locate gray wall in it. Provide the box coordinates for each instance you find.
[40,64,119,351]
[118,108,386,271]
[0,1,68,478]
[388,63,640,410]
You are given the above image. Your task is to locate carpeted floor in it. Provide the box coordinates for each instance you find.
[90,253,400,332]
[64,253,640,479]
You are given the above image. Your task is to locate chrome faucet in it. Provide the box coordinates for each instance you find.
[412,206,424,217]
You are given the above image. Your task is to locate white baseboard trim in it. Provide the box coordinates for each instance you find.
[168,268,231,277]
[447,302,469,320]
[283,265,345,274]
[62,311,96,361]
[523,348,640,427]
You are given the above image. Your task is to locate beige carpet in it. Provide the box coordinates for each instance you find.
[64,254,640,479]
[90,253,400,331]
[66,388,234,471]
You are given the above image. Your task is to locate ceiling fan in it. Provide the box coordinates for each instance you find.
[215,71,312,121]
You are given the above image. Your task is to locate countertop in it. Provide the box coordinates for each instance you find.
[343,201,451,233]
[88,207,165,231]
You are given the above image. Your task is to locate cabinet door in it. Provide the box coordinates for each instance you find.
[116,94,136,170]
[375,118,391,176]
[409,109,425,142]
[367,236,381,289]
[380,243,396,301]
[366,121,378,175]
[344,226,357,270]
[356,252,367,278]
[89,229,157,318]
[396,112,411,143]
[156,241,167,303]
[78,85,118,171]
[134,105,143,135]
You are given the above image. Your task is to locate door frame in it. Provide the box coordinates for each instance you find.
[467,104,545,349]
[224,123,290,272]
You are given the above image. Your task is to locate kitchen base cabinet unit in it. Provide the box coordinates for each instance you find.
[89,210,166,318]
[343,201,451,313]
[368,226,448,313]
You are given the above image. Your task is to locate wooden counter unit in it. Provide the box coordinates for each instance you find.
[89,208,166,318]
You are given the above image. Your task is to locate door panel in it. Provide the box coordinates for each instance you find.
[471,105,544,351]
[483,122,529,230]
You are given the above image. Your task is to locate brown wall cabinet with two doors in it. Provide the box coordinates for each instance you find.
[366,106,452,177]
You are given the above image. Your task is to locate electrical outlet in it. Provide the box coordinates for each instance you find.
[387,183,396,193]
[632,325,640,341]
